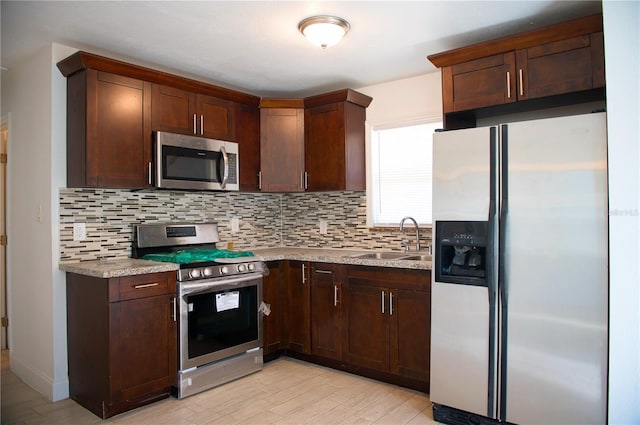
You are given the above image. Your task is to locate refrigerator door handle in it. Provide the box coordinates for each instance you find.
[498,123,510,420]
[486,126,499,418]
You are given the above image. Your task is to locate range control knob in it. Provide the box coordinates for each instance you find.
[248,263,255,271]
[238,264,246,272]
[189,269,201,279]
[221,266,229,274]
[202,268,213,277]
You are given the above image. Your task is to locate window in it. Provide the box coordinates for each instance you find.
[368,120,441,227]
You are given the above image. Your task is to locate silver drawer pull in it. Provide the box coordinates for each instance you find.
[134,282,159,289]
[315,270,332,274]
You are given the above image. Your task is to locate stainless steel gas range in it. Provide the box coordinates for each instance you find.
[134,222,266,399]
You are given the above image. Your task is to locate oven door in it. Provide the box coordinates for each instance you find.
[154,131,239,191]
[178,273,262,370]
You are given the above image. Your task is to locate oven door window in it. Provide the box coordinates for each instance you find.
[163,145,222,183]
[186,285,258,359]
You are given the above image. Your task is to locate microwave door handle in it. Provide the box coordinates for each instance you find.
[220,145,229,189]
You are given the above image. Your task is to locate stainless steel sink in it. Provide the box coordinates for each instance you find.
[398,254,432,261]
[349,252,409,260]
[348,251,432,261]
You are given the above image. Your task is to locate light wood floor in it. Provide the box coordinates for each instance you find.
[1,350,438,424]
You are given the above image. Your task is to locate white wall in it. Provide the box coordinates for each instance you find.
[358,72,443,127]
[603,1,640,423]
[2,42,75,401]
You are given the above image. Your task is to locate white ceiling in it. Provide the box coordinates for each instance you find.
[1,1,602,98]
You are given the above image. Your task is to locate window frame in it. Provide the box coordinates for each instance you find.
[365,116,442,229]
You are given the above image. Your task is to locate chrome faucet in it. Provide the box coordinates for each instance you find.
[399,216,420,252]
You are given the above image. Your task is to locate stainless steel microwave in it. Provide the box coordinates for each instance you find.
[153,131,239,191]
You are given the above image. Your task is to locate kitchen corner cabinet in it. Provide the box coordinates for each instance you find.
[304,89,372,191]
[64,69,152,188]
[310,263,342,360]
[259,100,305,192]
[262,261,285,356]
[286,261,311,354]
[66,271,177,419]
[151,84,236,141]
[343,266,431,384]
[428,14,605,129]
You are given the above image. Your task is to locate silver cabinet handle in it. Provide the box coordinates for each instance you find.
[506,71,511,99]
[193,114,197,134]
[172,297,177,322]
[148,162,152,185]
[200,114,204,135]
[301,263,306,284]
[381,291,386,314]
[304,171,308,190]
[519,68,524,96]
[134,282,159,289]
[219,145,229,189]
[258,171,262,190]
[300,172,304,190]
[389,292,394,316]
[315,270,332,274]
[334,285,338,307]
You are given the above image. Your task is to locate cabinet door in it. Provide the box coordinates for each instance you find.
[151,84,195,135]
[310,264,342,360]
[342,281,389,372]
[73,70,151,188]
[389,288,430,382]
[444,53,517,113]
[517,32,605,101]
[260,108,305,192]
[263,261,285,355]
[196,94,235,141]
[235,103,261,192]
[304,103,346,191]
[109,293,177,403]
[286,261,310,353]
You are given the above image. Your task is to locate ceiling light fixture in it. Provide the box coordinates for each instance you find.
[298,15,350,49]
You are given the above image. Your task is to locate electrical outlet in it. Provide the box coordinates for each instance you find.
[319,220,328,235]
[73,223,87,241]
[231,217,240,233]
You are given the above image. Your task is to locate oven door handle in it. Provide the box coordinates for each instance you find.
[179,272,263,297]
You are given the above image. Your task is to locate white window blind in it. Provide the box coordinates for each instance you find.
[370,120,441,226]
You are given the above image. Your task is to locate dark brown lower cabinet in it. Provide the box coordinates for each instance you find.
[343,266,431,384]
[310,263,342,360]
[264,261,430,391]
[263,261,285,356]
[66,272,177,419]
[285,261,310,354]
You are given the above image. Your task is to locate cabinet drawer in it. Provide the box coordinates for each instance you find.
[113,272,175,302]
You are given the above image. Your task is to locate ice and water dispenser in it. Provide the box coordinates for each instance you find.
[435,221,489,286]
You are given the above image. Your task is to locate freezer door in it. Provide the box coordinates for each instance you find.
[430,281,493,417]
[501,113,608,425]
[433,127,494,221]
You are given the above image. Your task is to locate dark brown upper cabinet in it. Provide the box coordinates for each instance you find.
[304,89,372,192]
[63,68,152,188]
[151,84,235,141]
[259,99,305,192]
[57,51,259,190]
[428,14,605,129]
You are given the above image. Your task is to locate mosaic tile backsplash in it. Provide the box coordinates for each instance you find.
[59,189,432,262]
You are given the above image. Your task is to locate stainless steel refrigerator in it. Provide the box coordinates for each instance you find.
[430,112,608,425]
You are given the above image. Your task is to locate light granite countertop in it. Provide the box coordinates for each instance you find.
[250,247,432,270]
[59,258,180,278]
[59,247,431,278]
